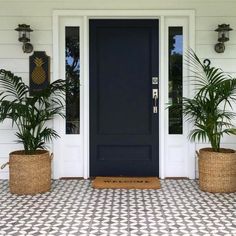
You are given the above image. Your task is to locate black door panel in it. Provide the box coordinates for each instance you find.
[90,20,159,176]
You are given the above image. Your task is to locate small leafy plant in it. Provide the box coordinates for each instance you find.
[0,69,66,154]
[176,50,236,152]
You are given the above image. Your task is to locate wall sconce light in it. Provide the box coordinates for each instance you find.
[214,24,233,53]
[15,24,33,53]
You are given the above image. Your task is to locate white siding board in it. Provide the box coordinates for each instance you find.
[31,31,52,45]
[196,31,236,45]
[0,43,52,59]
[196,45,236,59]
[0,120,16,129]
[196,16,236,30]
[196,31,217,45]
[0,45,30,59]
[0,58,52,73]
[198,58,236,73]
[0,58,29,72]
[0,3,52,17]
[0,17,52,30]
[0,1,236,17]
[0,143,23,157]
[0,31,52,45]
[0,129,17,144]
[194,4,236,17]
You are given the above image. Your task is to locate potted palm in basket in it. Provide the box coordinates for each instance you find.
[175,50,236,193]
[0,69,66,195]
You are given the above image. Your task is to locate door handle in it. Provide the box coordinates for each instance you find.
[153,89,158,114]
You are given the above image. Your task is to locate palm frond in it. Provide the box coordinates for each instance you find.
[174,50,236,151]
[0,69,28,100]
[0,69,66,152]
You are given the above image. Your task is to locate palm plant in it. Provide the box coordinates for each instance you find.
[181,50,236,152]
[0,69,66,154]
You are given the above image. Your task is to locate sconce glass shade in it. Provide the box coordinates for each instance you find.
[15,24,33,53]
[15,24,33,42]
[215,24,232,43]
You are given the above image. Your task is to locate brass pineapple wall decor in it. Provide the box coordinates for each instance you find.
[29,51,50,95]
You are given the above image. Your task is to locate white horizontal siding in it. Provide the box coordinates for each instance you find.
[0,2,234,72]
[201,59,236,72]
[195,15,236,73]
[0,129,17,144]
[0,57,53,72]
[0,31,52,45]
[196,45,236,59]
[196,31,236,45]
[0,1,235,16]
[0,59,29,72]
[0,16,52,30]
[0,143,23,157]
[196,16,236,30]
[0,45,52,59]
[0,0,236,178]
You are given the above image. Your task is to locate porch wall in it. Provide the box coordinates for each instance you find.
[0,0,236,179]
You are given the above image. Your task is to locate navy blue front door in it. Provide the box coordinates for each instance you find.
[90,20,159,176]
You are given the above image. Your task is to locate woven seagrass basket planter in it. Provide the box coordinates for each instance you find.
[198,148,236,193]
[9,150,52,195]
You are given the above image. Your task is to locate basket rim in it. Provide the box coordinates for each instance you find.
[199,147,235,154]
[9,149,49,156]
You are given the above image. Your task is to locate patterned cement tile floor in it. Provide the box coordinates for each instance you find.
[0,179,236,236]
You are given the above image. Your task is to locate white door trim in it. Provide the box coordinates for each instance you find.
[53,10,195,179]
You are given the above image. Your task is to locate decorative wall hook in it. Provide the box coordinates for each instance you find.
[15,24,33,53]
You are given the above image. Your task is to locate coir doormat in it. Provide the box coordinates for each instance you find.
[92,177,161,189]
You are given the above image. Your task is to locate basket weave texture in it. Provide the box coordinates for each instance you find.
[199,148,236,193]
[9,150,52,195]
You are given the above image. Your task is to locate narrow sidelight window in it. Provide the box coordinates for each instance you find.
[168,27,183,134]
[65,27,80,134]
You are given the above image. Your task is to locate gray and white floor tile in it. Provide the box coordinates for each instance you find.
[0,179,236,236]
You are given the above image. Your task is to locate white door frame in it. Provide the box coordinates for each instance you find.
[53,10,195,179]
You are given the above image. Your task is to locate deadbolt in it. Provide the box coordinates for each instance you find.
[152,77,158,85]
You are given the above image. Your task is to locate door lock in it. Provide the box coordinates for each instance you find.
[152,77,159,85]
